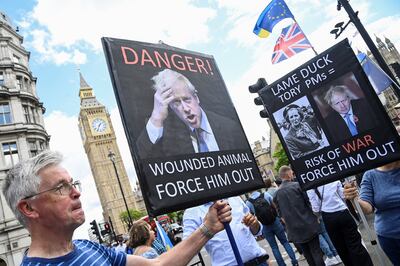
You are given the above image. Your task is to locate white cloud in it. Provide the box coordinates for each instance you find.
[71,50,88,66]
[366,16,400,50]
[22,0,216,65]
[44,108,137,239]
[29,30,87,65]
[19,0,399,67]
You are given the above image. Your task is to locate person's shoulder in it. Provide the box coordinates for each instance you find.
[263,192,273,201]
[183,204,205,219]
[284,128,296,139]
[351,98,370,109]
[325,109,340,120]
[73,239,97,246]
[73,239,104,250]
[143,247,159,259]
[206,111,239,128]
[249,191,260,199]
[363,169,376,177]
[284,181,300,190]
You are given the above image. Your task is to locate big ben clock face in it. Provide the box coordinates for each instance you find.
[92,118,107,133]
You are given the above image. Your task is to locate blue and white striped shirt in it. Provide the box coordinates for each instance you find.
[21,239,127,266]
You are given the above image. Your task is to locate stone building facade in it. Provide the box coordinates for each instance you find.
[0,12,49,266]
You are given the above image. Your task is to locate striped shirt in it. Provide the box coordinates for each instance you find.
[21,239,127,266]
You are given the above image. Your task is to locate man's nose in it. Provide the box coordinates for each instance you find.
[71,186,81,199]
[182,101,190,112]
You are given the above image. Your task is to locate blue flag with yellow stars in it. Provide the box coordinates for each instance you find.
[253,0,294,38]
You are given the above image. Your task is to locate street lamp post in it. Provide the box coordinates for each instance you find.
[108,149,133,228]
[335,0,400,92]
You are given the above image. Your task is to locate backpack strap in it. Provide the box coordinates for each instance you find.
[314,186,325,214]
[248,197,255,204]
[314,188,322,200]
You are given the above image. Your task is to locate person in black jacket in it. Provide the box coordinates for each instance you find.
[274,166,324,266]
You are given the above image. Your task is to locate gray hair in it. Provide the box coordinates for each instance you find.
[151,69,197,95]
[278,165,292,180]
[324,85,350,105]
[2,150,63,227]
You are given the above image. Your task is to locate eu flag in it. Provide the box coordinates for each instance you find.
[253,0,294,38]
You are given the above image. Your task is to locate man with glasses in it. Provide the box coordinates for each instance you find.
[323,85,377,143]
[3,150,232,266]
[136,69,248,158]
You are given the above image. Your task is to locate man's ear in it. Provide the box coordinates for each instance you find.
[17,200,38,218]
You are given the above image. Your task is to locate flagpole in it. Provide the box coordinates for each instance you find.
[280,0,318,56]
[292,18,318,56]
[337,0,400,91]
[224,222,244,266]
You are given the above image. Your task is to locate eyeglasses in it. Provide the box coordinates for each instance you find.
[23,180,81,200]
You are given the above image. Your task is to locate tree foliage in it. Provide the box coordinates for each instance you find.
[167,210,184,223]
[120,209,147,227]
[272,142,289,172]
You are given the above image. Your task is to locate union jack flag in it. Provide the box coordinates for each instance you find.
[271,22,312,64]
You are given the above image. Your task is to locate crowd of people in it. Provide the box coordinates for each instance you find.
[3,149,399,266]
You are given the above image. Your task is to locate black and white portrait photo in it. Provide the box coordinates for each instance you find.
[273,96,329,160]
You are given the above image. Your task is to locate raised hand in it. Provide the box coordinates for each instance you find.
[242,213,260,235]
[150,85,175,128]
[203,200,232,235]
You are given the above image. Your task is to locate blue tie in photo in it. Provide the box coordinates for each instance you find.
[344,113,358,136]
[195,128,209,152]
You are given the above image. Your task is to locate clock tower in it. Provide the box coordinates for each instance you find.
[78,73,138,234]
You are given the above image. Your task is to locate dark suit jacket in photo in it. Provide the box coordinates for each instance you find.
[324,98,378,143]
[136,110,249,158]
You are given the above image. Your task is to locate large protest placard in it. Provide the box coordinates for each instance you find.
[102,38,264,216]
[259,39,400,190]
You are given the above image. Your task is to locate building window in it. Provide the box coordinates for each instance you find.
[16,76,22,90]
[12,242,18,248]
[39,140,45,150]
[28,140,38,157]
[3,142,19,166]
[31,107,37,123]
[13,54,21,64]
[23,105,30,123]
[0,103,11,125]
[0,72,3,86]
[24,78,29,92]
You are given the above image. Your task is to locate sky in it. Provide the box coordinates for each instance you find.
[2,0,399,239]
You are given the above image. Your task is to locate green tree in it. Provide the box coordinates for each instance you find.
[167,210,184,223]
[272,142,289,173]
[120,209,146,227]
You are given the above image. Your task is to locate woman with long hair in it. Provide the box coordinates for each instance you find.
[127,220,159,259]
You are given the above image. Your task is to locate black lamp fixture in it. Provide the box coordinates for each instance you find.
[108,149,133,228]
